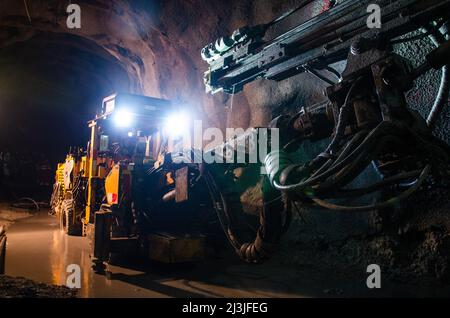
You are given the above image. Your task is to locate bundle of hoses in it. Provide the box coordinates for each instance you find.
[265,121,450,212]
[204,169,290,263]
[71,174,88,208]
[50,182,62,215]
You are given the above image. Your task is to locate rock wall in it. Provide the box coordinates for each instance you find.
[2,0,446,136]
[0,0,332,127]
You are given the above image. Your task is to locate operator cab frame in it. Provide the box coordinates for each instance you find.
[84,93,175,225]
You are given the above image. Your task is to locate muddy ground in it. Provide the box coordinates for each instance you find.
[278,228,450,286]
[1,189,450,298]
[5,210,450,297]
[0,275,76,298]
[276,187,450,286]
[0,203,76,298]
[0,203,32,230]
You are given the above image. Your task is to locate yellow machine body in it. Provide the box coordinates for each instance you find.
[52,93,207,265]
[56,163,65,195]
[105,164,120,205]
[63,157,74,190]
[52,163,67,216]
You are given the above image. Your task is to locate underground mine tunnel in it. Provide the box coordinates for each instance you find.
[0,0,450,301]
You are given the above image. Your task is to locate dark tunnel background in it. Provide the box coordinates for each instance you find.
[0,32,131,161]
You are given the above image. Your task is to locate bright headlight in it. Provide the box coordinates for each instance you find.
[164,111,190,138]
[113,109,133,128]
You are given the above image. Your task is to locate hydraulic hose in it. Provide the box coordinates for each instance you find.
[325,169,422,198]
[205,169,290,263]
[323,76,365,156]
[428,65,449,128]
[268,121,393,191]
[305,165,430,212]
[424,26,450,128]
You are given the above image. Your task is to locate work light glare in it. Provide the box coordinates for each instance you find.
[114,110,133,128]
[164,112,190,138]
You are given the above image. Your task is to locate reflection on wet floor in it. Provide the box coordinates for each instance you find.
[5,212,285,297]
[48,227,93,297]
[6,212,174,297]
[5,211,450,298]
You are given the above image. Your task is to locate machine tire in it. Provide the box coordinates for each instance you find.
[61,200,82,236]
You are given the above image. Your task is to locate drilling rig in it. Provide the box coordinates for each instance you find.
[52,94,195,269]
[201,0,450,262]
[51,0,450,270]
[51,93,268,271]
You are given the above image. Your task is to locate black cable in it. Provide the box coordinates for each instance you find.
[292,201,308,225]
[204,172,241,251]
